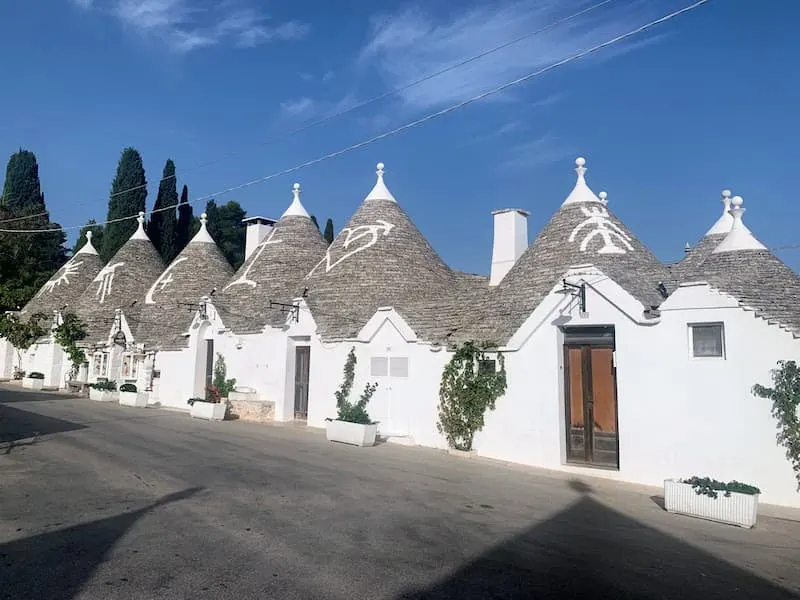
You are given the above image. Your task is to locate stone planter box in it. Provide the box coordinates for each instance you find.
[22,378,43,390]
[119,391,147,408]
[326,420,378,447]
[190,401,226,421]
[447,448,476,458]
[228,398,275,423]
[89,389,118,402]
[664,479,759,528]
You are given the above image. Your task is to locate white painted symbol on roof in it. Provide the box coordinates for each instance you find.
[308,220,395,275]
[568,206,633,255]
[145,257,188,304]
[93,262,125,304]
[222,228,283,290]
[37,258,84,296]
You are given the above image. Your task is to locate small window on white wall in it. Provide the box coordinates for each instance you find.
[389,357,409,378]
[370,357,388,377]
[689,323,725,358]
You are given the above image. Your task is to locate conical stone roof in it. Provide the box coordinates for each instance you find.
[673,190,735,282]
[490,158,672,342]
[304,162,458,341]
[694,196,800,335]
[214,184,328,334]
[73,212,166,344]
[135,213,234,350]
[20,231,104,320]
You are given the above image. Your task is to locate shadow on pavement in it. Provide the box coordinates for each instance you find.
[0,387,72,403]
[0,487,203,600]
[0,404,87,450]
[396,489,797,599]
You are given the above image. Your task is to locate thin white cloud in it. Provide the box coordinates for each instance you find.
[359,0,671,111]
[280,97,317,117]
[279,92,359,120]
[70,0,310,52]
[498,133,575,172]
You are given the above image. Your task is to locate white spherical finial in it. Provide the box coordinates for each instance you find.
[731,195,743,208]
[86,230,93,241]
[575,157,586,167]
[722,189,731,199]
[200,212,208,224]
[599,191,607,200]
[137,211,145,225]
[376,162,385,177]
[293,182,300,193]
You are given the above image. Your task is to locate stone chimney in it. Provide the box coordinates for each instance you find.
[241,216,277,261]
[490,208,530,286]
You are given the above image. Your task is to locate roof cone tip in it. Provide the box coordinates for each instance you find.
[713,195,767,253]
[561,156,602,207]
[281,182,310,218]
[191,211,215,244]
[131,210,150,240]
[599,191,608,205]
[77,229,99,255]
[365,161,396,203]
[704,188,736,236]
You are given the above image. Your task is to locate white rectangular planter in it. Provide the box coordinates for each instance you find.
[190,401,226,421]
[119,391,147,408]
[326,420,378,447]
[22,378,43,390]
[664,479,758,528]
[89,389,118,402]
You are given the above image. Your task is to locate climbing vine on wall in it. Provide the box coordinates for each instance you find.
[752,360,800,491]
[53,313,88,371]
[437,341,508,452]
[333,347,378,425]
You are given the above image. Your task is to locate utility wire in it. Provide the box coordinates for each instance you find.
[0,0,712,235]
[0,0,616,225]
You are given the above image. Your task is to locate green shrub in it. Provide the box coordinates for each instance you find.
[119,383,137,393]
[27,371,44,379]
[681,476,761,499]
[91,380,117,391]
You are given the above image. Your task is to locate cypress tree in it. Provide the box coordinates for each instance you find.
[204,199,246,269]
[0,149,66,310]
[102,147,147,261]
[310,215,319,230]
[323,218,334,245]
[149,159,178,262]
[175,184,193,254]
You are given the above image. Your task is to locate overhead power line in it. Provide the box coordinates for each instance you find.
[0,0,712,235]
[0,0,616,225]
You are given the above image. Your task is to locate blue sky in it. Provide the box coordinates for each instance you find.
[0,0,798,275]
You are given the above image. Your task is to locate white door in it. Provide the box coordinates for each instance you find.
[368,356,410,437]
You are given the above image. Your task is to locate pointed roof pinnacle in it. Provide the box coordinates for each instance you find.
[76,229,99,255]
[281,182,310,218]
[561,157,602,206]
[713,195,767,253]
[599,191,608,206]
[364,162,397,203]
[190,211,215,244]
[130,211,150,240]
[705,189,735,236]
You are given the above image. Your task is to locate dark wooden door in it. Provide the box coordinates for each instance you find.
[294,346,311,420]
[564,334,618,468]
[204,339,214,393]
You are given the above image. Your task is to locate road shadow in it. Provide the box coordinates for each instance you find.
[0,404,86,450]
[0,487,203,600]
[0,388,69,403]
[396,492,798,599]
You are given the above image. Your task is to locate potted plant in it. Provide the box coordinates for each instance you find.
[89,380,118,402]
[188,387,226,421]
[23,371,45,390]
[325,347,379,447]
[118,382,147,408]
[664,476,761,528]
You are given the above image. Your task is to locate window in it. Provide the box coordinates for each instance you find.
[370,357,388,377]
[689,323,725,358]
[121,354,141,379]
[389,357,409,378]
[92,352,109,377]
[478,359,497,375]
[370,356,409,378]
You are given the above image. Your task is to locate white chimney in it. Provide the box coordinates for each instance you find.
[490,208,530,286]
[241,216,277,260]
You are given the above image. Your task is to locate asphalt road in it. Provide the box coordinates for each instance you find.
[1,385,799,599]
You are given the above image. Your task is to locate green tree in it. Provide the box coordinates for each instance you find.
[175,184,193,254]
[72,220,104,255]
[149,159,178,262]
[0,149,67,310]
[323,218,334,245]
[102,147,147,261]
[310,215,320,230]
[0,312,47,372]
[204,199,246,269]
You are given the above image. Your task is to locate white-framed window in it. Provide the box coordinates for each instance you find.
[370,356,409,378]
[121,353,141,379]
[92,352,109,377]
[688,322,725,358]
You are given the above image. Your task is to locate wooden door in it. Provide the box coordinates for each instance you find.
[204,339,214,393]
[294,346,311,420]
[564,335,618,468]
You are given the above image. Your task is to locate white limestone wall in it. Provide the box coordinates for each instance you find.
[474,281,800,508]
[305,317,449,448]
[19,341,65,388]
[0,340,14,379]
